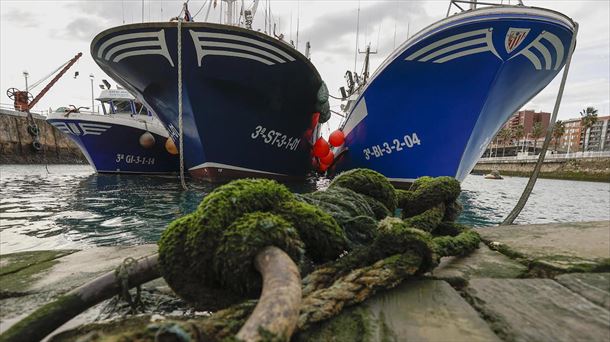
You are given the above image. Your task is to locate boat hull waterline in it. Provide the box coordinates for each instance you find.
[48,113,179,174]
[91,22,324,182]
[333,7,576,185]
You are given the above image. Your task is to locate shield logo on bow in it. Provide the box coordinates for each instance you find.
[505,28,530,53]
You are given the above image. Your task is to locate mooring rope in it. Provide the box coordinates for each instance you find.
[177,19,188,191]
[502,24,579,225]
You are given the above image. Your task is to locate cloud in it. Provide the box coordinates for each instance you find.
[51,17,106,41]
[299,1,429,52]
[1,8,38,28]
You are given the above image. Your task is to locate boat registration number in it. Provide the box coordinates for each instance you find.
[363,133,421,160]
[251,125,301,151]
[116,153,156,165]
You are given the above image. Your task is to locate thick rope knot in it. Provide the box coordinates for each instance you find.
[397,176,461,218]
[214,212,304,296]
[158,179,349,309]
[375,217,437,273]
[329,168,397,212]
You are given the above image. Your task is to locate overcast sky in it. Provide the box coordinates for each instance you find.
[1,0,608,130]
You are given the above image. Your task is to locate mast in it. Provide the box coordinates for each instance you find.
[226,0,236,25]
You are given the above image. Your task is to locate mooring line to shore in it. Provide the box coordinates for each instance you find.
[177,19,188,191]
[503,23,579,225]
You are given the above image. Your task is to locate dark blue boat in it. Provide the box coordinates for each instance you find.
[47,89,179,174]
[332,4,576,186]
[91,16,328,181]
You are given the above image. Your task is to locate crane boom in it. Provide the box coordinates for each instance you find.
[27,52,83,110]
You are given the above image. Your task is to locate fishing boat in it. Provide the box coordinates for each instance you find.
[47,88,180,174]
[331,0,577,186]
[90,1,329,182]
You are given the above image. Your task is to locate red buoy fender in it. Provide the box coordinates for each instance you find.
[329,130,345,147]
[313,137,330,158]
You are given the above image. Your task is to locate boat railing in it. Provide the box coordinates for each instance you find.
[446,0,524,17]
[479,150,610,162]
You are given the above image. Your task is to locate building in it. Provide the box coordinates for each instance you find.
[503,109,551,135]
[558,118,581,152]
[581,115,610,151]
[486,111,609,156]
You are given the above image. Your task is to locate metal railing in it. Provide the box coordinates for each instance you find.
[0,103,49,117]
[479,150,610,162]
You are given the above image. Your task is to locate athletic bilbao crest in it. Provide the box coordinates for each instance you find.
[505,28,530,53]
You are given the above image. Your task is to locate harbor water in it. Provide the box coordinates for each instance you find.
[1,164,609,253]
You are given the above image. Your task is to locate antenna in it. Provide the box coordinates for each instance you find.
[122,0,125,24]
[376,22,381,52]
[296,0,300,49]
[141,0,144,23]
[393,22,397,50]
[354,0,361,72]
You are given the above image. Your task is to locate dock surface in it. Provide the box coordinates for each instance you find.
[1,221,609,341]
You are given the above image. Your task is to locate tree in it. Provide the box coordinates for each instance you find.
[580,107,598,151]
[531,122,544,154]
[552,120,565,152]
[513,124,524,154]
[498,128,513,157]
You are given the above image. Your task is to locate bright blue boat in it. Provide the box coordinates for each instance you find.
[332,3,576,186]
[90,2,328,182]
[47,89,180,174]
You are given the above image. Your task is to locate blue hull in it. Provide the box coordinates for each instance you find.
[333,7,576,184]
[48,117,179,174]
[91,23,323,181]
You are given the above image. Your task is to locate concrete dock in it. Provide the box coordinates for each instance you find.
[1,221,609,341]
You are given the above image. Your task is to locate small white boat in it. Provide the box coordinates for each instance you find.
[47,89,179,174]
[485,170,504,179]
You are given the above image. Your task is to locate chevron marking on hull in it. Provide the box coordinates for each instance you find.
[189,30,294,66]
[50,122,71,134]
[510,31,565,70]
[405,28,501,63]
[97,30,174,67]
[80,123,112,136]
[51,122,112,136]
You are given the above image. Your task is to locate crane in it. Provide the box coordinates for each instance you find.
[5,52,82,151]
[6,52,82,112]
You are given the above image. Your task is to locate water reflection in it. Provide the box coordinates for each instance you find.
[1,165,608,253]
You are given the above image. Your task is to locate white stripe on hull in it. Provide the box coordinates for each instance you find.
[189,162,288,176]
[97,30,174,67]
[189,30,294,66]
[406,28,500,64]
[194,31,295,61]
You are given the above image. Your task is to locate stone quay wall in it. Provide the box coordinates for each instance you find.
[473,157,610,182]
[0,109,86,164]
